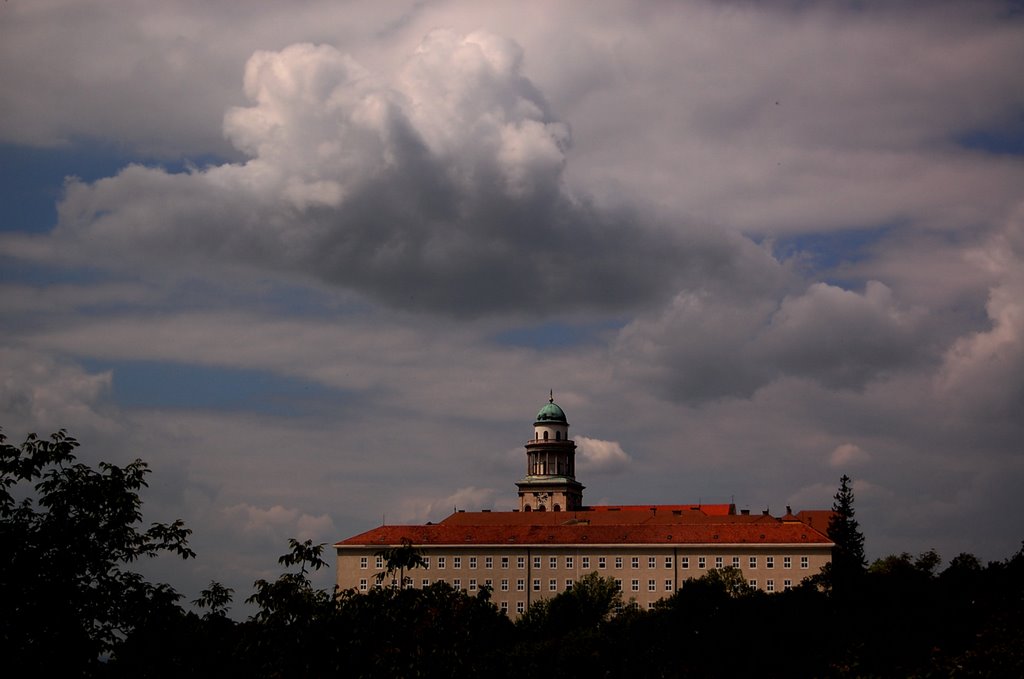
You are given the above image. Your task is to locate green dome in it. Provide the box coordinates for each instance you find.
[535,399,567,424]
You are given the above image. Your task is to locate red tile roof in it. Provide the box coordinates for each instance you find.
[795,510,835,537]
[335,505,833,548]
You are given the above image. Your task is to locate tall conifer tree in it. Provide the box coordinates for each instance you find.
[827,474,867,593]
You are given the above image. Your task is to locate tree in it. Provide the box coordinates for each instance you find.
[0,428,195,673]
[243,538,340,676]
[375,537,427,588]
[701,566,755,598]
[824,474,867,594]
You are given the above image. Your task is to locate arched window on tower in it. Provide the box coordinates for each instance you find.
[543,431,548,440]
[556,431,561,440]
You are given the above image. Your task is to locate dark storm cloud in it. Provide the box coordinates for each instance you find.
[47,34,765,317]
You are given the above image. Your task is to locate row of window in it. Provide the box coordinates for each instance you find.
[358,576,797,596]
[360,555,810,570]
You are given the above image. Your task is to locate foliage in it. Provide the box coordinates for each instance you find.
[0,428,194,674]
[6,428,1024,677]
[517,571,621,636]
[822,473,867,595]
[375,536,427,587]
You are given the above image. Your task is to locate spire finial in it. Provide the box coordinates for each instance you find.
[549,389,554,403]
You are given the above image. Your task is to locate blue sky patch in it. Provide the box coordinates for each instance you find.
[492,319,625,349]
[83,359,346,417]
[0,141,227,234]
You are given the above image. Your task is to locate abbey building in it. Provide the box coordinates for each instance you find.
[335,396,833,614]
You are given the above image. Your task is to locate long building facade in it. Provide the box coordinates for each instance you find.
[335,396,833,614]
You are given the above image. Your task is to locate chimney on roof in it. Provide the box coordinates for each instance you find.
[786,505,792,515]
[762,509,769,516]
[740,509,750,515]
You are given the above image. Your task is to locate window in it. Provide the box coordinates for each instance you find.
[648,579,656,592]
[469,579,477,591]
[517,556,526,569]
[681,557,689,569]
[599,557,606,569]
[698,556,706,569]
[631,579,639,592]
[800,556,809,569]
[566,579,573,590]
[516,601,525,614]
[533,579,541,591]
[783,556,792,569]
[435,578,444,584]
[784,579,792,591]
[453,557,462,569]
[437,557,446,569]
[453,579,461,590]
[517,579,525,591]
[732,556,740,568]
[632,557,640,569]
[665,556,673,568]
[533,556,541,569]
[665,579,673,591]
[485,556,493,569]
[715,556,723,569]
[422,556,430,569]
[615,557,623,569]
[565,556,574,569]
[615,579,622,591]
[582,556,590,569]
[500,601,508,612]
[766,556,774,569]
[421,579,429,588]
[766,580,774,592]
[749,580,757,589]
[749,556,757,569]
[649,557,657,569]
[469,557,477,569]
[359,578,367,591]
[549,579,557,591]
[648,602,656,610]
[375,555,384,569]
[549,556,557,569]
[501,579,509,591]
[484,579,492,589]
[501,556,509,569]
[360,556,368,569]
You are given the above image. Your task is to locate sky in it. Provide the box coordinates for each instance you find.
[2,0,1023,609]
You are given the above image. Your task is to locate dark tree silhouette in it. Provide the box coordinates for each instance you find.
[0,428,194,674]
[375,537,427,588]
[824,473,867,594]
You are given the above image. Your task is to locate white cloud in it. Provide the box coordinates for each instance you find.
[221,502,336,543]
[0,347,115,433]
[400,486,500,524]
[937,203,1024,418]
[576,436,632,475]
[830,443,870,468]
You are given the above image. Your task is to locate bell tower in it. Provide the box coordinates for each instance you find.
[516,392,584,512]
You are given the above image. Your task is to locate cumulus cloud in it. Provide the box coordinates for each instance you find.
[830,443,870,468]
[576,436,633,475]
[401,486,500,523]
[0,347,115,433]
[615,279,924,404]
[42,30,732,317]
[220,502,336,544]
[937,204,1024,418]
